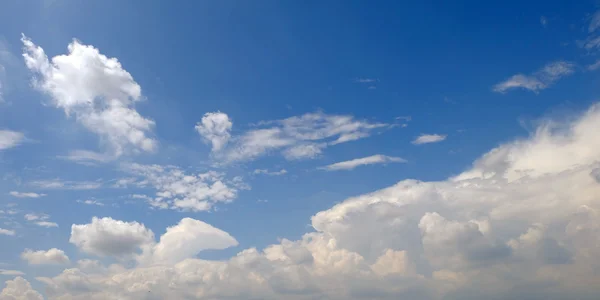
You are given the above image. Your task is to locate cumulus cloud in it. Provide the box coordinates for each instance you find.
[121,163,241,211]
[493,61,575,93]
[21,35,157,156]
[320,154,406,171]
[195,112,232,152]
[21,248,70,265]
[412,134,446,145]
[27,101,600,299]
[0,130,24,150]
[214,112,390,162]
[70,217,154,258]
[8,191,45,198]
[0,277,42,300]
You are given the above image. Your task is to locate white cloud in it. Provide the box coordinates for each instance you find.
[59,149,114,165]
[195,112,232,152]
[493,61,575,93]
[353,78,378,83]
[540,16,548,27]
[122,163,241,211]
[0,130,24,150]
[320,154,406,171]
[0,270,24,276]
[412,134,447,145]
[219,112,390,162]
[35,221,58,228]
[24,213,48,221]
[253,169,288,176]
[142,218,238,265]
[0,229,15,236]
[29,179,102,190]
[21,35,157,156]
[588,60,600,71]
[590,10,600,33]
[8,191,46,198]
[0,277,42,300]
[21,102,600,299]
[70,217,155,258]
[21,248,70,265]
[76,199,104,206]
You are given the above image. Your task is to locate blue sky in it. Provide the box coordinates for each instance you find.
[2,1,600,299]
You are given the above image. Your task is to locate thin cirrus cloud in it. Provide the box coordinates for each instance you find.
[320,154,406,171]
[253,169,288,176]
[8,191,46,198]
[412,133,447,145]
[21,35,157,157]
[198,111,392,163]
[0,228,15,236]
[493,61,575,93]
[28,179,102,190]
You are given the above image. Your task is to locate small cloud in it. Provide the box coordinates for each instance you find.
[588,60,600,71]
[253,169,288,176]
[589,10,600,33]
[76,199,104,206]
[395,116,412,122]
[353,78,378,83]
[0,228,15,236]
[21,248,69,265]
[29,179,102,190]
[0,269,25,276]
[0,130,25,150]
[24,213,49,221]
[443,97,457,104]
[412,134,447,145]
[493,61,575,94]
[35,221,58,228]
[540,16,548,28]
[58,150,113,166]
[257,199,269,203]
[9,191,46,198]
[319,154,406,171]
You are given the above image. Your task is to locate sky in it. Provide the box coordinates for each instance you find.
[1,0,600,299]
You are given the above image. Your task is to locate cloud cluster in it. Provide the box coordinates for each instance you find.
[200,111,391,163]
[21,35,157,157]
[0,277,43,300]
[122,163,242,211]
[17,102,600,299]
[320,154,406,171]
[493,61,575,93]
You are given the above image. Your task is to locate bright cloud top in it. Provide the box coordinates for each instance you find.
[320,154,406,171]
[412,134,447,145]
[21,35,157,157]
[25,102,600,299]
[206,111,391,162]
[493,61,575,93]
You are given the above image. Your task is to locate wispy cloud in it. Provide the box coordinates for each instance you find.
[540,16,548,28]
[9,191,46,198]
[320,154,406,171]
[493,61,575,93]
[0,269,24,276]
[29,179,102,190]
[253,169,288,176]
[588,60,600,71]
[412,134,447,145]
[76,199,104,206]
[58,150,113,166]
[0,228,15,236]
[353,78,378,83]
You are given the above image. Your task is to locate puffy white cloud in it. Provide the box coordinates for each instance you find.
[253,169,288,176]
[0,229,15,236]
[412,134,446,145]
[24,102,600,299]
[320,154,406,171]
[493,61,575,93]
[0,130,24,151]
[0,277,42,300]
[218,112,390,162]
[8,192,45,198]
[21,35,157,156]
[195,112,232,152]
[21,248,70,265]
[70,217,154,258]
[122,163,241,211]
[144,218,238,265]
